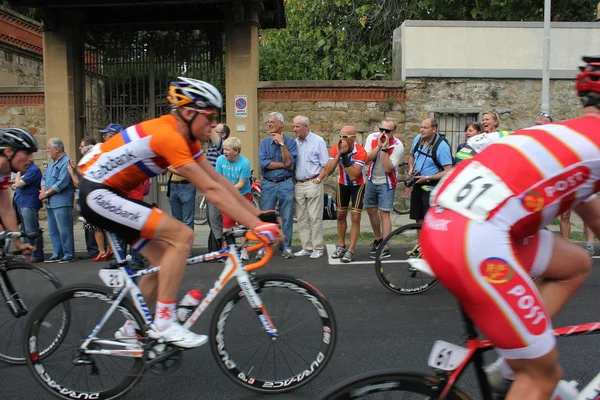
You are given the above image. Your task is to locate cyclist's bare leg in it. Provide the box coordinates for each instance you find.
[348,211,361,253]
[336,210,348,247]
[366,207,382,241]
[137,273,158,306]
[492,234,590,382]
[504,348,562,400]
[536,235,591,318]
[138,217,193,301]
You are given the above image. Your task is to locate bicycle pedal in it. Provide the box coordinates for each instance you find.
[144,343,183,376]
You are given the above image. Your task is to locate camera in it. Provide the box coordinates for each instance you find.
[404,170,420,188]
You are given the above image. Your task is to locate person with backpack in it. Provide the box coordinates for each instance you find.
[407,117,453,223]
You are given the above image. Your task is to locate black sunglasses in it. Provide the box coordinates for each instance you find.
[379,127,392,133]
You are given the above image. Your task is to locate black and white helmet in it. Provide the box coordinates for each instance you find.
[167,77,223,109]
[0,128,38,153]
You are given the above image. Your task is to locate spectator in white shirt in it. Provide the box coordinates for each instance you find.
[292,115,329,259]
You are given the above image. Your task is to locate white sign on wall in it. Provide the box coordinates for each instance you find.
[234,95,248,118]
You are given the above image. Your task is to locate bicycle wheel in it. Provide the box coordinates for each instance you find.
[210,274,336,393]
[375,223,439,295]
[25,284,146,400]
[0,262,63,364]
[194,192,208,225]
[393,185,411,215]
[319,371,469,399]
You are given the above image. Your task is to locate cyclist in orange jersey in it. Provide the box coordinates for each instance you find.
[78,77,281,348]
[421,56,600,399]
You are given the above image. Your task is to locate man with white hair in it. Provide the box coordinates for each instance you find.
[292,115,328,259]
[41,138,75,263]
[257,112,298,259]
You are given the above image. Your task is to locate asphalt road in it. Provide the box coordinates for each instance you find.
[1,246,599,400]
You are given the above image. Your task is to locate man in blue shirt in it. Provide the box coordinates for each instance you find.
[41,138,75,263]
[257,112,297,259]
[12,162,44,262]
[407,118,453,223]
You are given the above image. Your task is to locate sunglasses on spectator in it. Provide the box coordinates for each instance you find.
[339,134,356,139]
[539,112,553,122]
[379,127,393,133]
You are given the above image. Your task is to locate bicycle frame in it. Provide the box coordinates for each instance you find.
[433,308,600,400]
[80,230,274,358]
[0,231,38,318]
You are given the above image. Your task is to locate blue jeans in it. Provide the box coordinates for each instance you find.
[260,178,294,249]
[46,206,75,260]
[17,207,44,260]
[169,183,195,231]
[363,181,396,212]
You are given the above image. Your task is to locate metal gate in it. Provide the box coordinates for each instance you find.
[83,29,225,206]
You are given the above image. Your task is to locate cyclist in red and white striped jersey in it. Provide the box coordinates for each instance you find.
[421,56,600,400]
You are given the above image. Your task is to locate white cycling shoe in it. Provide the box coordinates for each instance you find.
[114,326,140,345]
[147,323,208,348]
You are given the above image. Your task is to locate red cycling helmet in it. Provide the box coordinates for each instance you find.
[576,56,600,109]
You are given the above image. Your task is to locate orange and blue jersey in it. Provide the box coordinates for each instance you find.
[79,115,205,194]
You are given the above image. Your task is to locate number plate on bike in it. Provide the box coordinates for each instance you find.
[436,162,513,222]
[98,269,125,287]
[427,340,469,371]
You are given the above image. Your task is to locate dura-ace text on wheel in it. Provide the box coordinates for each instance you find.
[25,284,146,400]
[210,274,336,393]
[375,223,439,295]
[319,371,469,399]
[0,262,64,364]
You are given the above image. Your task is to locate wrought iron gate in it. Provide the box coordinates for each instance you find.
[84,29,224,136]
[83,28,224,206]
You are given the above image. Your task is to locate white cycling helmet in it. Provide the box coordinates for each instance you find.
[167,77,223,109]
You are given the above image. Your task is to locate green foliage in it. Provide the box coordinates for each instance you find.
[259,0,409,81]
[411,0,599,21]
[260,0,600,81]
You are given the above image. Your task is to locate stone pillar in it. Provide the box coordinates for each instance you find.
[42,10,84,159]
[225,10,260,170]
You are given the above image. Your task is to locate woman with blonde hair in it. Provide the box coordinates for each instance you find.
[215,137,254,260]
[481,111,500,133]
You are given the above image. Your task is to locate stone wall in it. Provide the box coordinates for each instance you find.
[403,78,581,136]
[0,48,43,86]
[257,81,406,151]
[258,78,581,160]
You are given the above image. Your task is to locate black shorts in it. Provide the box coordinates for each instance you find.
[409,185,432,221]
[79,179,162,248]
[337,183,365,213]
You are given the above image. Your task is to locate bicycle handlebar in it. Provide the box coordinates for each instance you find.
[0,228,43,242]
[222,229,274,271]
[243,231,274,272]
